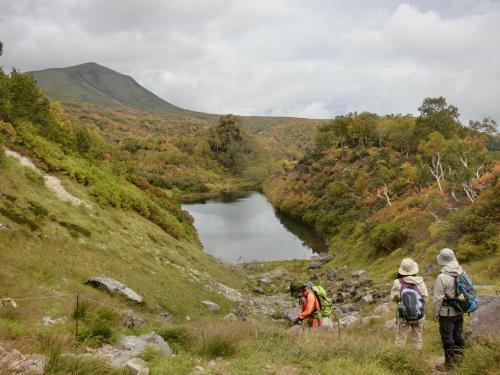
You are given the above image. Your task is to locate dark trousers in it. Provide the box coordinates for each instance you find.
[439,315,465,365]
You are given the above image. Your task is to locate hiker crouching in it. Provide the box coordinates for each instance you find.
[289,281,323,328]
[390,258,428,350]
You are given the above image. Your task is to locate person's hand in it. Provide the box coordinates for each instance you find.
[433,315,439,322]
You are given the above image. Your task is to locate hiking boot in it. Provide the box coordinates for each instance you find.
[435,362,452,373]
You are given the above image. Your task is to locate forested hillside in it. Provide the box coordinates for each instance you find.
[26,63,325,200]
[264,98,499,281]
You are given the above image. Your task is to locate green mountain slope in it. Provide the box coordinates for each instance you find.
[27,62,215,119]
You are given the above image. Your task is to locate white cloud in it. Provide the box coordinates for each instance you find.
[0,0,499,122]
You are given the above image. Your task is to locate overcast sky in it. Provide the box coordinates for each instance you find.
[1,0,499,122]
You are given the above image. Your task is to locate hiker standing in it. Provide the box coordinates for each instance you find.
[289,280,323,328]
[390,258,428,350]
[432,248,468,370]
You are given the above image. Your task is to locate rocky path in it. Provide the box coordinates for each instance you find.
[4,148,91,209]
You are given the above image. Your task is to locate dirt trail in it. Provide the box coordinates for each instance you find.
[4,148,91,209]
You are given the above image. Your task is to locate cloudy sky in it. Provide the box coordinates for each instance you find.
[1,0,499,122]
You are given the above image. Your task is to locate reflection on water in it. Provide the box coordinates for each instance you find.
[182,191,325,262]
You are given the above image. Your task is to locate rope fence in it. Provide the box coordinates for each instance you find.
[0,292,173,341]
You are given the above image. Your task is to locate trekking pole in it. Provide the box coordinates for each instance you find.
[75,292,79,342]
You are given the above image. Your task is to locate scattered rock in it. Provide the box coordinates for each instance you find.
[125,358,149,375]
[333,292,350,303]
[384,319,397,331]
[185,316,192,321]
[192,365,205,373]
[42,316,67,326]
[121,310,144,329]
[326,269,338,280]
[259,276,272,284]
[118,332,173,364]
[223,313,238,322]
[86,276,143,303]
[308,255,332,269]
[252,286,266,294]
[374,303,391,315]
[339,315,360,327]
[0,345,46,374]
[351,269,368,279]
[339,303,358,313]
[340,265,348,272]
[200,300,220,312]
[468,295,500,339]
[0,223,8,231]
[321,317,335,329]
[360,294,374,304]
[284,308,301,322]
[233,307,247,320]
[157,312,173,322]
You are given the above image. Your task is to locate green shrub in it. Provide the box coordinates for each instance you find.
[369,222,406,254]
[0,205,39,231]
[58,220,91,237]
[28,200,49,217]
[456,338,500,375]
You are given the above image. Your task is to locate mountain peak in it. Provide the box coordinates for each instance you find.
[27,62,212,118]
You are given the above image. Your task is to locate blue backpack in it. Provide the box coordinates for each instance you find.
[451,272,479,313]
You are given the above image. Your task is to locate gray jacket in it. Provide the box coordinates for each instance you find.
[432,264,463,317]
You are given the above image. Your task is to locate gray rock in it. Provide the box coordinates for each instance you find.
[308,255,333,269]
[384,319,397,331]
[86,276,143,304]
[200,300,220,312]
[119,332,173,363]
[0,223,8,231]
[339,303,359,313]
[125,358,149,375]
[121,310,145,328]
[0,345,46,374]
[259,276,272,284]
[252,286,265,294]
[360,294,374,304]
[339,315,360,327]
[321,317,335,329]
[223,313,238,322]
[192,365,205,373]
[468,295,500,339]
[326,269,338,280]
[42,316,67,326]
[374,303,391,315]
[284,308,301,322]
[351,269,368,279]
[333,292,350,303]
[158,312,173,322]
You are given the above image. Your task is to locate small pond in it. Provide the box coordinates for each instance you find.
[182,191,327,262]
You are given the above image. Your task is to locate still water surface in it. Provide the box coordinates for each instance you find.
[182,192,326,262]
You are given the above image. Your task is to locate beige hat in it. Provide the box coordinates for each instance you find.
[437,248,459,267]
[399,258,419,276]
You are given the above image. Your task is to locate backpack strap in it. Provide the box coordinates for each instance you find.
[399,278,422,296]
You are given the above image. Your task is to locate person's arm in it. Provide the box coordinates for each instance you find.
[390,279,401,302]
[420,281,429,304]
[298,293,316,320]
[432,275,445,320]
